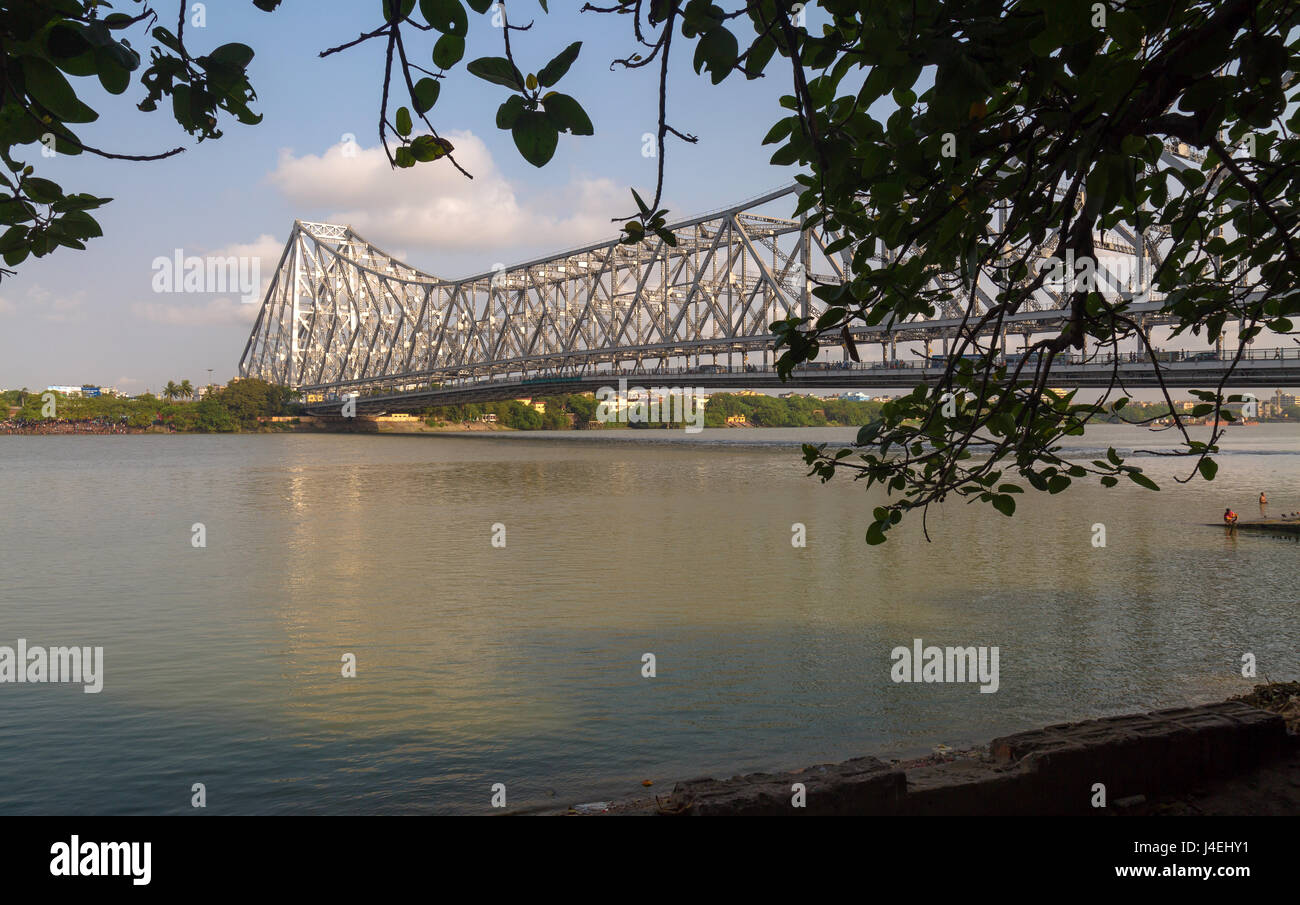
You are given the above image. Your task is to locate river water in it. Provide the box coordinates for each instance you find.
[1,425,1296,813]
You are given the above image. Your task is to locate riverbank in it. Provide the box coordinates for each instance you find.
[0,416,839,435]
[0,419,145,435]
[1211,518,1300,536]
[547,683,1300,816]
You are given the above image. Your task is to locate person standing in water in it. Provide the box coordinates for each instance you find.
[1260,492,1268,505]
[1224,507,1239,525]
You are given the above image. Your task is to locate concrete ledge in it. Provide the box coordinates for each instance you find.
[659,701,1291,816]
[666,757,905,816]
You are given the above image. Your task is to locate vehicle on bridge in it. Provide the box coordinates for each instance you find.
[926,353,991,368]
[522,375,582,385]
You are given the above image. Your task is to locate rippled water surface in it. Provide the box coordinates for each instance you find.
[1,424,1296,813]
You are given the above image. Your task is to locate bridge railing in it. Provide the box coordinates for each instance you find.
[306,347,1300,402]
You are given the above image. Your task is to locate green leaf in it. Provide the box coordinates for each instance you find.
[693,27,738,85]
[94,47,131,95]
[22,178,63,204]
[383,0,416,22]
[206,43,256,71]
[467,56,523,90]
[762,118,793,145]
[495,95,527,129]
[413,77,441,114]
[1128,471,1160,491]
[433,34,465,69]
[58,210,103,240]
[991,494,1016,517]
[0,225,28,254]
[630,188,650,215]
[542,93,593,135]
[395,106,413,137]
[1198,458,1218,481]
[538,41,581,87]
[22,57,97,123]
[420,0,468,36]
[409,134,453,161]
[512,111,559,166]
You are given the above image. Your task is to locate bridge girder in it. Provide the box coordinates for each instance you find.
[241,150,1205,396]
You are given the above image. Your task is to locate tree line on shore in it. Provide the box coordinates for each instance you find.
[1093,400,1300,424]
[1,379,299,432]
[421,393,885,430]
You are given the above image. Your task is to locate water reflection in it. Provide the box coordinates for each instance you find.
[0,425,1295,813]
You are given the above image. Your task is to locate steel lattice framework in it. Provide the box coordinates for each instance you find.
[239,147,1206,396]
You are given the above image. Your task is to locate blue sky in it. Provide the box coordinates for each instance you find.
[1,2,801,392]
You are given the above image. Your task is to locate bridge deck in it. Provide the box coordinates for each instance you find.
[303,354,1300,414]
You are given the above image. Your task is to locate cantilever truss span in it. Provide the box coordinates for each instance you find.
[239,186,829,391]
[240,153,1202,396]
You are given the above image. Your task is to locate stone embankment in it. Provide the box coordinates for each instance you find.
[561,685,1299,816]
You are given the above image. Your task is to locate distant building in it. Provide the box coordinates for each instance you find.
[47,386,82,396]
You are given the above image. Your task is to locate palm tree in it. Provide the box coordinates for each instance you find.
[163,381,179,403]
[179,379,193,401]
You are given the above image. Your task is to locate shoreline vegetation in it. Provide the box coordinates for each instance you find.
[1,381,888,434]
[6,382,1300,436]
[419,392,886,431]
[1,380,295,434]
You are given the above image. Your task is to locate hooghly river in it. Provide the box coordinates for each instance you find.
[1,425,1296,813]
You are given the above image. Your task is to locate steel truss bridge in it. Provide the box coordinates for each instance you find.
[239,150,1300,415]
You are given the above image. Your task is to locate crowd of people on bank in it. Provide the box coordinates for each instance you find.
[0,418,138,435]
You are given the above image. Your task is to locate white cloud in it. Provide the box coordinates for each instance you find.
[131,233,281,326]
[131,297,260,327]
[208,233,284,271]
[0,285,84,322]
[266,131,629,269]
